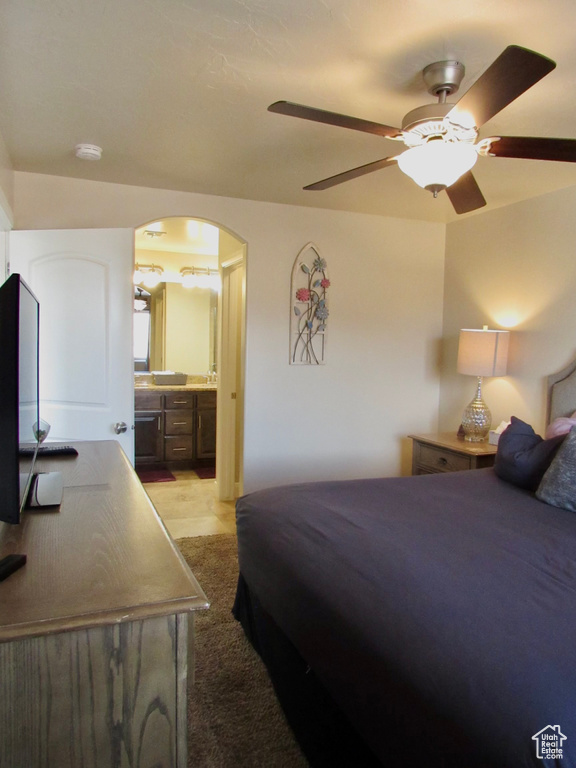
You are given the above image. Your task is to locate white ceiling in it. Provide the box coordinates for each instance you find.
[135,218,220,256]
[2,0,576,223]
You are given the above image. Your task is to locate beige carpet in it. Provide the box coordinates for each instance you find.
[177,534,309,768]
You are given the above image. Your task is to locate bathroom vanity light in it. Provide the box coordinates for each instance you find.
[180,267,220,291]
[133,264,164,288]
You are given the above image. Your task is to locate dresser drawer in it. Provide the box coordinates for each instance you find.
[164,436,194,461]
[416,443,472,473]
[165,410,194,435]
[165,392,195,410]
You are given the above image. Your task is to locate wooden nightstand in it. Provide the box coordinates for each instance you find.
[408,433,497,476]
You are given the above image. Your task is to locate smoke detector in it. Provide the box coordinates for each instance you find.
[74,143,102,161]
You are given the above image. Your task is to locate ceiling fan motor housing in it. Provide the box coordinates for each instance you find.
[423,60,465,96]
[401,61,477,146]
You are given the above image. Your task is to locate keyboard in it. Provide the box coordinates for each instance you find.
[19,444,78,457]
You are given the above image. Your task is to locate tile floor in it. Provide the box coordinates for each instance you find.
[142,468,237,539]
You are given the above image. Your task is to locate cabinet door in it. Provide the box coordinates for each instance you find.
[197,407,216,459]
[135,411,163,463]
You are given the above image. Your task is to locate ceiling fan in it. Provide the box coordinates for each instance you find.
[268,45,576,214]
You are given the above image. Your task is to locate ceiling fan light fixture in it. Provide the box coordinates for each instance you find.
[397,141,478,194]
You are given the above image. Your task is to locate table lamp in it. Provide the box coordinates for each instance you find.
[457,326,509,442]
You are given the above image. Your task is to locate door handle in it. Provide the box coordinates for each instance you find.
[114,421,128,434]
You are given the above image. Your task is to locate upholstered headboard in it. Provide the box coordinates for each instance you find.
[548,358,576,424]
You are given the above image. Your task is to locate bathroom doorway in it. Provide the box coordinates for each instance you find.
[133,217,246,500]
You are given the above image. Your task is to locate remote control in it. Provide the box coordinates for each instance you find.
[19,444,78,457]
[0,554,27,582]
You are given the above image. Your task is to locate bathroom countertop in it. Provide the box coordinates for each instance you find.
[135,383,217,391]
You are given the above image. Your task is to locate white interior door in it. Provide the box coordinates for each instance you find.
[9,228,135,461]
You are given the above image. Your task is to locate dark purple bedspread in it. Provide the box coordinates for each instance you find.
[236,469,576,767]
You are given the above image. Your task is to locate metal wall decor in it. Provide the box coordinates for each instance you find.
[290,243,330,365]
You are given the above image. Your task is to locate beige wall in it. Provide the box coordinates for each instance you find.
[0,130,14,276]
[0,131,14,231]
[13,170,576,486]
[440,185,576,436]
[13,172,446,490]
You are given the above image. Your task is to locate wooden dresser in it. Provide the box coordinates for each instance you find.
[0,440,208,768]
[409,432,498,475]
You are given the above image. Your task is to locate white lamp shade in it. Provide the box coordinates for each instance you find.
[457,328,509,377]
[397,142,478,189]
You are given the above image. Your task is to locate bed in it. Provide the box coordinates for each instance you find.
[233,361,576,768]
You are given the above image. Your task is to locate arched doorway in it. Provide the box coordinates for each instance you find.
[133,216,246,501]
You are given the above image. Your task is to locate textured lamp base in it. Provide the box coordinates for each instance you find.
[461,377,491,442]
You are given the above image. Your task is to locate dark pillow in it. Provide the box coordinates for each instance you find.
[494,416,565,491]
[536,426,576,512]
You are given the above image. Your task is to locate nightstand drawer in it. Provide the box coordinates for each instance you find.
[416,444,472,473]
[409,433,497,476]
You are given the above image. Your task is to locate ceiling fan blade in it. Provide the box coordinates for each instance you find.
[445,171,487,214]
[268,101,402,139]
[486,136,576,162]
[448,45,556,130]
[303,157,397,191]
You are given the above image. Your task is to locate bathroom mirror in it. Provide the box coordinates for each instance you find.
[134,282,218,375]
[133,217,228,377]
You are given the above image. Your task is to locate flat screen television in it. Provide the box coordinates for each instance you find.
[0,273,40,524]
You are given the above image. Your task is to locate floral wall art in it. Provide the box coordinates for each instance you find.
[290,243,330,365]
